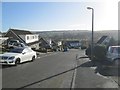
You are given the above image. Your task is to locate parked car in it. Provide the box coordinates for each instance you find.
[63,47,68,52]
[106,46,120,66]
[8,40,20,48]
[0,47,37,65]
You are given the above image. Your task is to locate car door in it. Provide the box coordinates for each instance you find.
[112,47,119,59]
[22,48,33,62]
[107,47,113,61]
[21,49,29,62]
[27,49,34,61]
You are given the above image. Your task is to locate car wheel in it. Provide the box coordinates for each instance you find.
[15,58,20,66]
[31,56,35,62]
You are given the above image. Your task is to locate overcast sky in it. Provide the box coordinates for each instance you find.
[1,0,119,32]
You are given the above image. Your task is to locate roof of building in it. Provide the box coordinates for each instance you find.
[39,37,49,44]
[97,36,108,44]
[51,40,57,45]
[9,29,33,35]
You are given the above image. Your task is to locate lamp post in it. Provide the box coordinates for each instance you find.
[87,7,94,61]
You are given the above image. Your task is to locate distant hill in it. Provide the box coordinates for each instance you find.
[33,30,118,42]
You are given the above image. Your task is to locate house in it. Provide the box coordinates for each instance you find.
[0,32,8,45]
[57,41,63,51]
[5,28,40,50]
[45,39,58,51]
[39,37,51,52]
[65,40,81,49]
[50,40,58,51]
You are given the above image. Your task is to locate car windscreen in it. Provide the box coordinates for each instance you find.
[10,41,17,43]
[10,48,24,53]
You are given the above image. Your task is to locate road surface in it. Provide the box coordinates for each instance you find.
[2,49,119,89]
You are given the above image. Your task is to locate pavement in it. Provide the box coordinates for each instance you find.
[1,49,120,89]
[75,57,119,88]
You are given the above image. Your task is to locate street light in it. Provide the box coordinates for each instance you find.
[87,7,94,61]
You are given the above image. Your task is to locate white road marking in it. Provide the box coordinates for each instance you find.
[71,57,78,88]
[71,65,77,88]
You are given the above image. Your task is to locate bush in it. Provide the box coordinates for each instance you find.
[81,46,87,50]
[85,44,107,61]
[37,48,47,53]
[85,46,91,57]
[94,45,107,60]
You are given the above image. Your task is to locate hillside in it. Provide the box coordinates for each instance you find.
[34,30,118,42]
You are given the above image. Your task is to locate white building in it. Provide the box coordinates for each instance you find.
[5,29,40,50]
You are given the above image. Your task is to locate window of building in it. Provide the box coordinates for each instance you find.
[33,36,34,39]
[27,36,29,40]
[35,35,37,39]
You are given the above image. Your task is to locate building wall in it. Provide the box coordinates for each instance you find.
[0,37,8,45]
[19,34,39,44]
[58,41,62,46]
[30,43,39,50]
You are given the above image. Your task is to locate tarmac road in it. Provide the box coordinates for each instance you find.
[2,49,119,89]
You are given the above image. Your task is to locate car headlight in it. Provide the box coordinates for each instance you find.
[8,56,15,60]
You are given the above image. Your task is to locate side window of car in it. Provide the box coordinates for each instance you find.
[14,42,18,46]
[113,48,117,53]
[108,47,112,53]
[110,47,114,53]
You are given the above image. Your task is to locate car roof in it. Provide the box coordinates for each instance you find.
[12,47,25,50]
[110,46,120,48]
[13,47,29,50]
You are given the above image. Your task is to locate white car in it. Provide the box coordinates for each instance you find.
[0,47,37,65]
[106,46,120,65]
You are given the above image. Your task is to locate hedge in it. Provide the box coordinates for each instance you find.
[93,44,107,60]
[86,44,107,60]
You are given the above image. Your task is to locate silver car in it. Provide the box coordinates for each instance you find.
[106,46,120,66]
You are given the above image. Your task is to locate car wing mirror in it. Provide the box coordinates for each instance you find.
[22,52,26,54]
